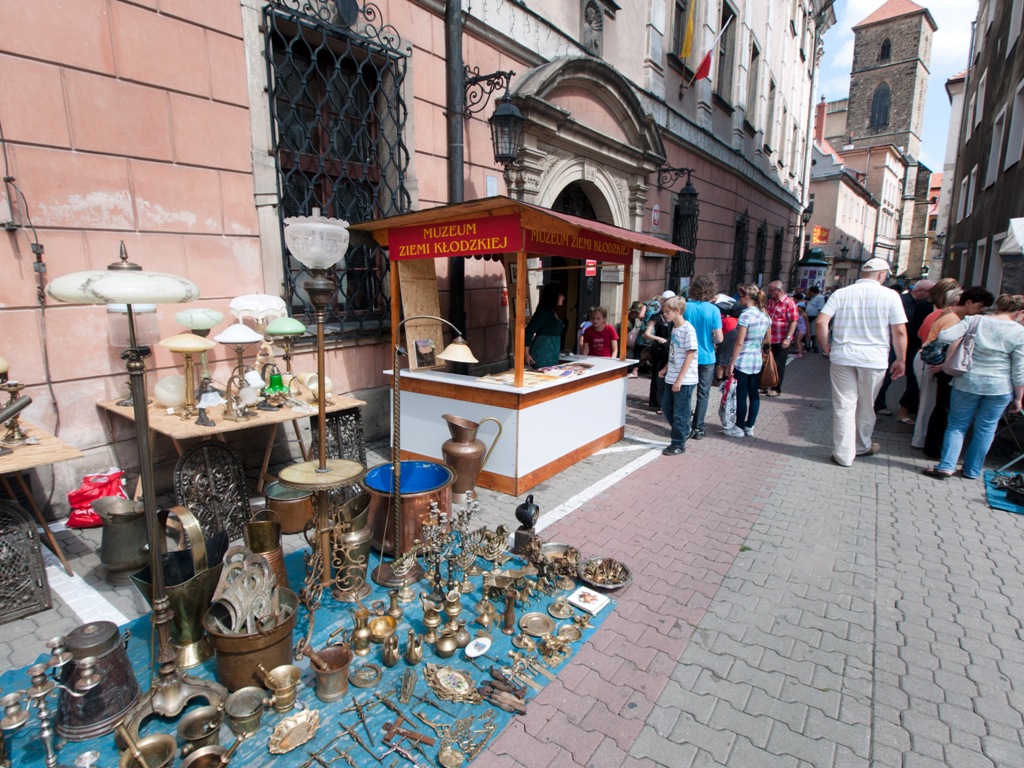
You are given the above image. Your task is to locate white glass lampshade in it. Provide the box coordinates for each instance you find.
[158,334,217,354]
[230,294,287,324]
[265,317,306,337]
[214,323,264,346]
[436,337,478,364]
[283,208,350,270]
[107,304,158,348]
[0,356,9,375]
[47,270,199,305]
[176,308,224,332]
[154,375,186,408]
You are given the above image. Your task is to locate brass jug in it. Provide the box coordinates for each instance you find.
[440,414,502,502]
[381,635,401,667]
[420,594,442,645]
[351,608,372,656]
[435,628,458,659]
[404,630,423,666]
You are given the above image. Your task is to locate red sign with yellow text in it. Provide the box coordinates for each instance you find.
[387,213,636,265]
[811,226,830,245]
[388,214,522,260]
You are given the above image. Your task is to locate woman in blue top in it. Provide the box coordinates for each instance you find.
[925,293,1024,479]
[525,283,566,368]
[724,284,772,438]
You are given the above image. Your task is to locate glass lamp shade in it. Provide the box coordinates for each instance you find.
[107,304,159,348]
[283,208,350,270]
[489,94,525,168]
[0,356,8,375]
[229,294,287,324]
[214,323,264,345]
[47,270,199,305]
[436,337,478,364]
[265,317,306,337]
[176,308,224,332]
[158,334,217,354]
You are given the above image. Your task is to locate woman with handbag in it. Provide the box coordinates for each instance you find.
[911,278,961,449]
[924,293,1024,479]
[723,284,771,438]
[919,286,993,459]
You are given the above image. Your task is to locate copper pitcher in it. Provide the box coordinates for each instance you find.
[440,414,502,501]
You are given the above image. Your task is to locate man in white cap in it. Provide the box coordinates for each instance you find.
[814,258,908,466]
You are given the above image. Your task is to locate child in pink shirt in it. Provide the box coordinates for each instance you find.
[582,307,619,357]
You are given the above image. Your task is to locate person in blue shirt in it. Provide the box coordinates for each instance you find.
[683,275,723,440]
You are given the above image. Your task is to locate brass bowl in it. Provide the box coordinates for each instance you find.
[368,615,397,643]
[577,556,632,590]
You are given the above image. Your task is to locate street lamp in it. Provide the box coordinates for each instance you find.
[464,68,525,183]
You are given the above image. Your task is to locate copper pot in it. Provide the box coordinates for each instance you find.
[362,461,456,555]
[204,588,299,691]
[264,480,312,535]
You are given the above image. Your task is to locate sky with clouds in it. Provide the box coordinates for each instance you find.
[816,0,979,171]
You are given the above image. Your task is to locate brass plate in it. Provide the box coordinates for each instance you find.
[518,612,556,638]
[349,663,382,689]
[269,709,321,754]
[557,624,582,642]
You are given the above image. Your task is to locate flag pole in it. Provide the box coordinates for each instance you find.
[688,14,734,88]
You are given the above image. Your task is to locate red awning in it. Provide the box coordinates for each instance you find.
[351,196,682,264]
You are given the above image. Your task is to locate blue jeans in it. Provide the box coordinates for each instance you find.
[691,364,715,433]
[936,388,1011,477]
[662,382,696,447]
[734,370,761,429]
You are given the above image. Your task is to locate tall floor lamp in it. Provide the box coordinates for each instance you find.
[277,210,365,607]
[46,244,227,740]
[370,315,476,589]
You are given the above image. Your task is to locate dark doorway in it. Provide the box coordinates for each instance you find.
[549,183,601,352]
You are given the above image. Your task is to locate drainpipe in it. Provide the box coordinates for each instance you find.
[445,1,467,344]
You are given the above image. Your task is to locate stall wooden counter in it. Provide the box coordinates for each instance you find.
[392,355,633,495]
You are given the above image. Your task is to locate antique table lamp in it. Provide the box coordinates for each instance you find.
[45,243,226,741]
[157,334,217,420]
[277,210,364,605]
[175,308,224,381]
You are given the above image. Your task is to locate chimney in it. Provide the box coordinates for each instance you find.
[814,96,826,143]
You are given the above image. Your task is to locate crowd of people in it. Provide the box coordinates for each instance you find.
[526,261,1024,476]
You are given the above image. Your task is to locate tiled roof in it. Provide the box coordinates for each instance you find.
[853,0,937,31]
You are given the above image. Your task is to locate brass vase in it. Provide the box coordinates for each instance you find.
[440,414,502,502]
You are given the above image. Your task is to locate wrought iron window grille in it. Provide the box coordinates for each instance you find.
[770,227,784,282]
[753,221,768,285]
[265,0,411,341]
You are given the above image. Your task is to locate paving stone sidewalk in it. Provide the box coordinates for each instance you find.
[483,354,1024,767]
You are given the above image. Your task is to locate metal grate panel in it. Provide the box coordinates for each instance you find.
[0,500,52,624]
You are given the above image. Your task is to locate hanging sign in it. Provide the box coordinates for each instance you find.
[388,214,522,260]
[585,260,597,276]
[652,204,661,230]
[811,226,830,245]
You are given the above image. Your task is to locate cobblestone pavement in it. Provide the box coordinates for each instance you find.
[5,353,1024,767]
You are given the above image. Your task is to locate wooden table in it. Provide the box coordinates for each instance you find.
[0,422,82,575]
[98,395,366,496]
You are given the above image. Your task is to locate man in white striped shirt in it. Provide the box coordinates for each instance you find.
[815,258,908,467]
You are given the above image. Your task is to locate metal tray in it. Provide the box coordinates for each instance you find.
[518,612,556,638]
[577,557,632,590]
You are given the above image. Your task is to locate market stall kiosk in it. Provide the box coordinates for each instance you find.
[353,197,677,495]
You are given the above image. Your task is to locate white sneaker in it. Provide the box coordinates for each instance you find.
[723,425,745,438]
[742,426,754,437]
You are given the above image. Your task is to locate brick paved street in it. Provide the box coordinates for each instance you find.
[4,352,1024,766]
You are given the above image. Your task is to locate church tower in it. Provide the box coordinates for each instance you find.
[841,0,937,160]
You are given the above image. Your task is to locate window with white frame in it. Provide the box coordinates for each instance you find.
[1006,80,1024,169]
[976,72,987,128]
[746,43,760,121]
[987,108,1006,187]
[715,3,737,103]
[957,176,968,221]
[989,236,1006,293]
[967,95,976,140]
[967,165,978,217]
[1009,0,1023,54]
[973,240,987,287]
[765,80,777,150]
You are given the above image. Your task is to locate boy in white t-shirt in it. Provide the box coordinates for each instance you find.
[658,296,698,456]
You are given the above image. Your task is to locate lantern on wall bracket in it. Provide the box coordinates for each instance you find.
[464,67,525,184]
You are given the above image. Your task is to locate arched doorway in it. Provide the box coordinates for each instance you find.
[548,182,602,352]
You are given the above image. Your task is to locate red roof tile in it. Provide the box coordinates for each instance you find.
[853,0,937,31]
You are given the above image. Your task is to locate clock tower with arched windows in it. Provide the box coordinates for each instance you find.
[842,0,937,160]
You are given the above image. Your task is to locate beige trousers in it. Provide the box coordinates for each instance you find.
[830,363,887,465]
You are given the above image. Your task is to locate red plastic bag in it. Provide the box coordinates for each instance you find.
[66,468,128,529]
